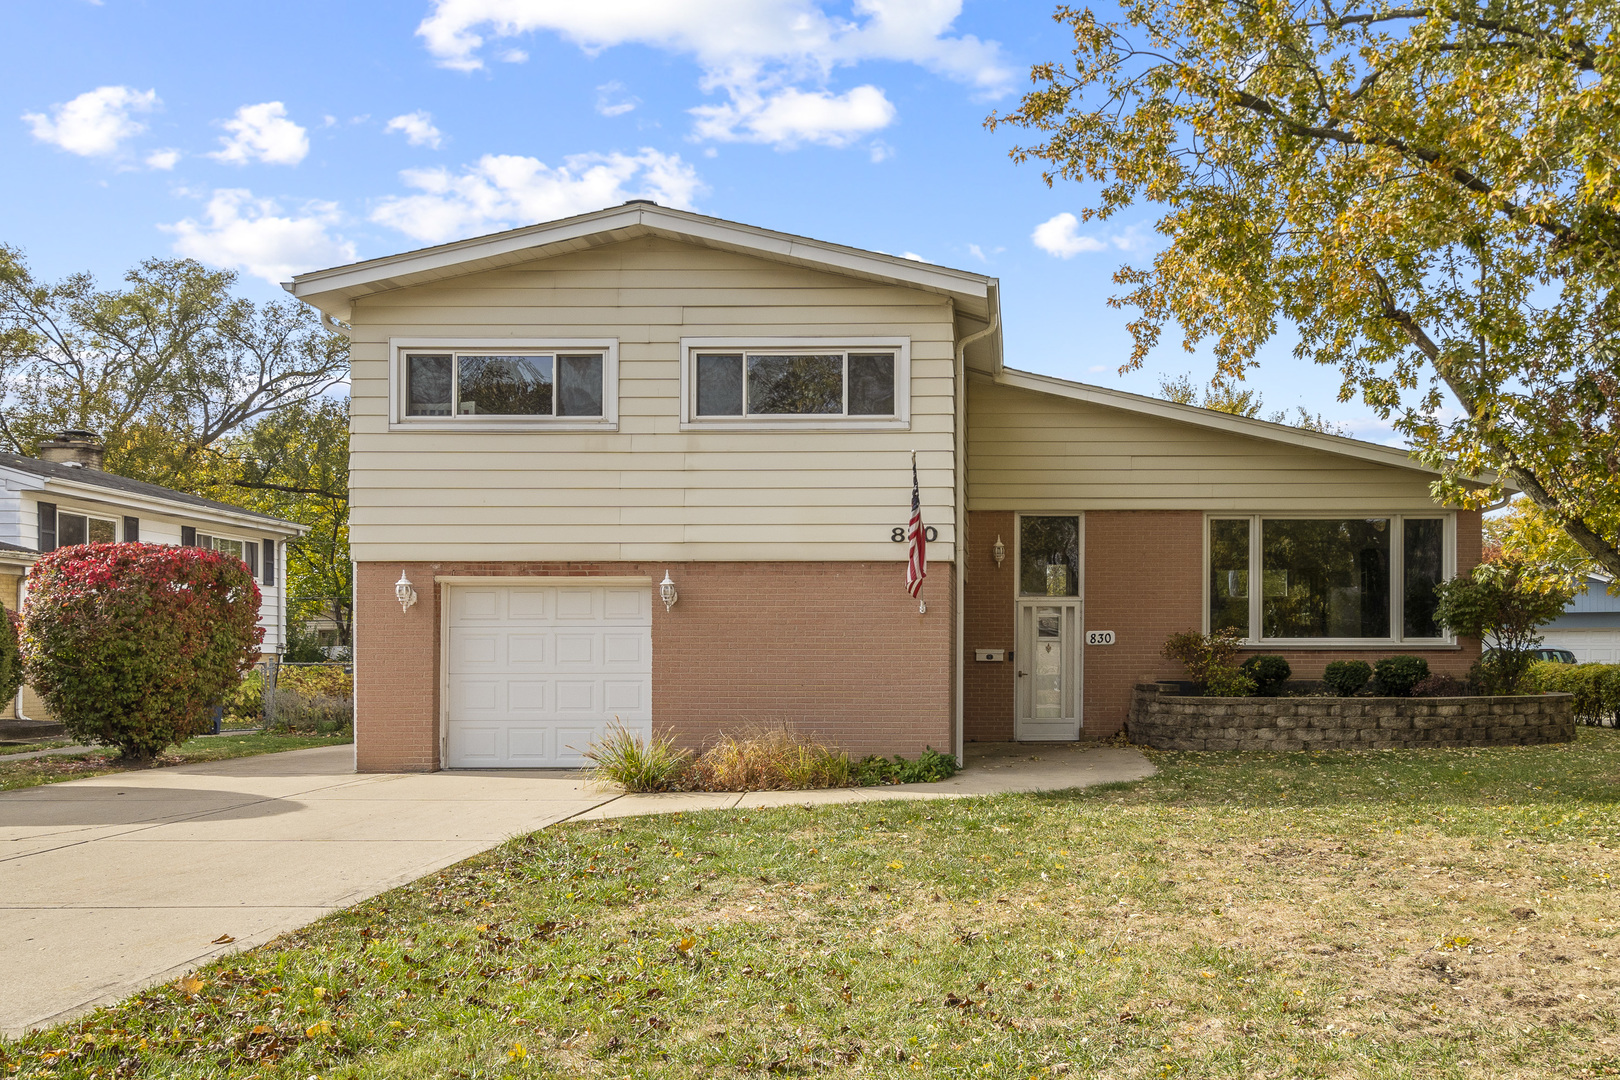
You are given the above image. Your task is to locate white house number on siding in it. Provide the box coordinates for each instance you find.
[1086,631,1117,646]
[890,527,939,542]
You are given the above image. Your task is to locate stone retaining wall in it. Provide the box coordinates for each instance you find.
[1127,685,1575,750]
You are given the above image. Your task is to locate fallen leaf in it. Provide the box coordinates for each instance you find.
[211,933,235,945]
[305,1021,332,1039]
[178,975,204,997]
[675,935,696,955]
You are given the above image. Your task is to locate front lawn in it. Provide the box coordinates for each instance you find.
[4,731,1618,1078]
[0,731,352,791]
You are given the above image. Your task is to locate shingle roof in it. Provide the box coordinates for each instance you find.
[0,541,37,556]
[0,454,300,528]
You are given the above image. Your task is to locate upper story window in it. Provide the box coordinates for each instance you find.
[58,510,117,546]
[680,338,910,429]
[390,339,620,430]
[198,533,259,578]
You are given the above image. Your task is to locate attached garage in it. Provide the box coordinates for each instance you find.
[1539,629,1620,664]
[444,580,652,768]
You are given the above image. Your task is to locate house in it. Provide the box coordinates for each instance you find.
[1540,574,1620,663]
[0,431,305,722]
[286,203,1490,773]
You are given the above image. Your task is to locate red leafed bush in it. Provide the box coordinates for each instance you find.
[22,543,263,762]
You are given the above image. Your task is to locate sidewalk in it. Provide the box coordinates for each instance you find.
[0,741,1153,1036]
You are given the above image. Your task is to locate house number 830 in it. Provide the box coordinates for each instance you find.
[891,526,939,542]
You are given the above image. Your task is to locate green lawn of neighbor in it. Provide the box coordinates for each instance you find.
[3,730,1617,1079]
[0,731,351,791]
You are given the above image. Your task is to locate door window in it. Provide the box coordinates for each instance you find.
[1019,516,1080,596]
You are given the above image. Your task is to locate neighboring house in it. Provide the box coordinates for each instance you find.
[286,203,1494,773]
[1540,574,1620,663]
[0,431,305,721]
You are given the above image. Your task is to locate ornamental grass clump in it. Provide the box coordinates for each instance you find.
[21,543,263,763]
[584,723,693,792]
[687,725,854,791]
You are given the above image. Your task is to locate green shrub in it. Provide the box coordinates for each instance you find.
[1526,661,1620,725]
[857,748,960,786]
[1434,564,1572,693]
[21,543,262,762]
[277,665,353,700]
[1373,655,1429,697]
[1162,628,1249,696]
[0,601,23,705]
[1239,654,1292,696]
[1323,660,1372,696]
[265,689,351,734]
[584,724,692,792]
[223,670,265,722]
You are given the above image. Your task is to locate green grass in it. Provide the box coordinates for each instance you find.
[0,731,352,791]
[0,739,76,757]
[5,730,1619,1078]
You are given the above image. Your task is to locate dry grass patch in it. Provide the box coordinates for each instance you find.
[4,731,1618,1078]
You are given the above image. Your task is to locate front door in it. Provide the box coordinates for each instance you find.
[1015,600,1082,740]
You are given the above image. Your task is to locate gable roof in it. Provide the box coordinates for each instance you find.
[0,454,304,531]
[285,201,1002,328]
[989,367,1509,487]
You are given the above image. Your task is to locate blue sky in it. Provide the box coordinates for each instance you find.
[1,0,1387,437]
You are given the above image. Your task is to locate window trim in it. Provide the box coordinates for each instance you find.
[55,507,120,547]
[1202,512,1459,649]
[678,337,911,430]
[389,337,620,431]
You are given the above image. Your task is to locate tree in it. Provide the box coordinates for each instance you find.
[1157,373,1350,432]
[21,544,264,762]
[1486,497,1613,590]
[0,249,347,489]
[1434,561,1574,692]
[991,1,1620,576]
[211,397,352,648]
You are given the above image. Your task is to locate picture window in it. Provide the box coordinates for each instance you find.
[692,349,897,418]
[404,350,606,419]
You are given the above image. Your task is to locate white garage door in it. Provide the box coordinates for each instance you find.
[1540,629,1620,664]
[445,583,651,768]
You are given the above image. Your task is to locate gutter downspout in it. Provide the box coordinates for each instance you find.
[952,298,999,767]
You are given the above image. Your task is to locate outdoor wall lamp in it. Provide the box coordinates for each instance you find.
[659,570,678,612]
[395,570,417,614]
[993,535,1006,568]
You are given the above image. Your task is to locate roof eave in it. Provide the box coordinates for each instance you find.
[990,367,1512,489]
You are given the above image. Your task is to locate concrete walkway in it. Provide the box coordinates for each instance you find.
[0,741,1153,1036]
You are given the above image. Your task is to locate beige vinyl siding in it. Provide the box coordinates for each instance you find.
[348,235,957,563]
[968,379,1447,511]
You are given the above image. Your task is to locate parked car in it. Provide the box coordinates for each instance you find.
[1483,647,1577,665]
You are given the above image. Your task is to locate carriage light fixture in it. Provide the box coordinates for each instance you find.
[395,570,417,614]
[992,535,1006,568]
[659,570,678,612]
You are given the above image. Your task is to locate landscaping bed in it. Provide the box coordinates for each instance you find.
[1128,684,1576,750]
[4,730,1617,1078]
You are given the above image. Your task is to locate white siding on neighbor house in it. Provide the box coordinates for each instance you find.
[347,235,959,563]
[0,484,291,653]
[967,378,1448,511]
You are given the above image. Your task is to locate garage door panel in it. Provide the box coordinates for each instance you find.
[1541,630,1620,664]
[446,584,651,768]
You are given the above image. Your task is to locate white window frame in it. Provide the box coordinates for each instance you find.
[1203,512,1458,649]
[389,337,620,432]
[56,508,119,546]
[197,532,259,577]
[678,337,911,430]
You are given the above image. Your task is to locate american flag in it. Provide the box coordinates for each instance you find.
[905,453,927,599]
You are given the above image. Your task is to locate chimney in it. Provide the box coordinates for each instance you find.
[38,429,106,470]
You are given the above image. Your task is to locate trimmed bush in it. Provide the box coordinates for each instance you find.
[21,543,263,762]
[0,601,23,705]
[1323,660,1372,697]
[1526,661,1620,726]
[1240,654,1292,696]
[1373,655,1430,697]
[1162,628,1249,696]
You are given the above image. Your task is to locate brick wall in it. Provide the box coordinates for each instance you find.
[354,560,955,772]
[964,509,1487,743]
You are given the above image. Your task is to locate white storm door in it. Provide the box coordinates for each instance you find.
[1014,600,1082,741]
[445,583,652,768]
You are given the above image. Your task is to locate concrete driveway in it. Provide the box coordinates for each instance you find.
[0,741,1153,1036]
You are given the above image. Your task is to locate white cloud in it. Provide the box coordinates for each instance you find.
[23,85,158,157]
[691,84,894,147]
[1032,213,1149,259]
[209,102,309,166]
[868,140,892,163]
[967,243,985,262]
[145,148,181,170]
[902,251,927,263]
[385,110,444,149]
[414,1,1012,148]
[370,148,704,244]
[596,81,638,117]
[163,188,356,284]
